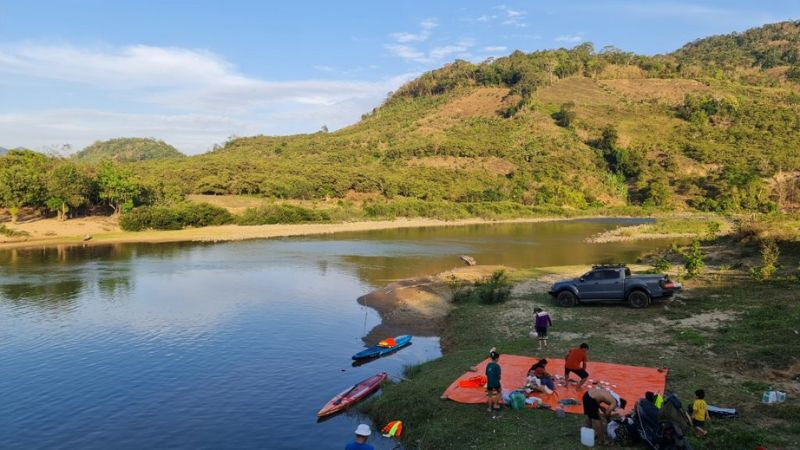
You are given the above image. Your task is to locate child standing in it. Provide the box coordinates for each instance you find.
[486,348,502,413]
[533,307,552,350]
[692,389,710,437]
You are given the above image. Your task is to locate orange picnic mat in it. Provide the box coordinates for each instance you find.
[442,354,667,415]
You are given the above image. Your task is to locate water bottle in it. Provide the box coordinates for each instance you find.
[762,387,775,404]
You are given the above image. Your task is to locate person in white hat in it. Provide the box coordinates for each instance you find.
[345,424,374,450]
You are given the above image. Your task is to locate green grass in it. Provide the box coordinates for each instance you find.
[362,273,800,449]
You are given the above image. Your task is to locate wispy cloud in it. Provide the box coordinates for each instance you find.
[385,18,476,64]
[0,42,414,153]
[463,5,527,27]
[494,5,527,27]
[390,18,438,43]
[482,45,508,53]
[555,34,585,44]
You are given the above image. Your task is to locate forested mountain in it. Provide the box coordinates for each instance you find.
[75,138,184,163]
[3,21,800,221]
[0,147,8,156]
[129,21,800,212]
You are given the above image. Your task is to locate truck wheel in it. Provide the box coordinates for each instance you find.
[557,290,577,307]
[627,290,650,308]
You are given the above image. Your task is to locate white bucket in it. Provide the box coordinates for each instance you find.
[580,426,595,447]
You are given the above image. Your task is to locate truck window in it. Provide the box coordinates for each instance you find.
[601,270,620,280]
[582,272,597,281]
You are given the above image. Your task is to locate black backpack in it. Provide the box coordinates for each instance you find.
[614,418,637,446]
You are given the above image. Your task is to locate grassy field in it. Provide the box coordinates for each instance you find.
[362,251,800,449]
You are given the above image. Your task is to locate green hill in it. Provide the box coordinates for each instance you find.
[75,138,184,163]
[128,21,800,214]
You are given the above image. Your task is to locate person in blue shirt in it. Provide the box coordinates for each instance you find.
[345,424,375,450]
[486,347,502,412]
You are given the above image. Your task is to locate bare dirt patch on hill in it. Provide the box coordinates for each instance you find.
[600,78,710,105]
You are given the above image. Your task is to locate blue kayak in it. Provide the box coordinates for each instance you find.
[352,335,412,360]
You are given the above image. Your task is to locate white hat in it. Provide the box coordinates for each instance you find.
[355,424,372,437]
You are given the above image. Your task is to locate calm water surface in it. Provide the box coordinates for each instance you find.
[0,219,678,449]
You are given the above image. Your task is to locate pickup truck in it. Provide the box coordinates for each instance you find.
[548,265,681,308]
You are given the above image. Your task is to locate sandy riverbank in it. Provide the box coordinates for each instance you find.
[0,216,572,251]
[356,265,512,342]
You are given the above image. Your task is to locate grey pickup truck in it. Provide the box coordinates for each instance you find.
[548,265,681,308]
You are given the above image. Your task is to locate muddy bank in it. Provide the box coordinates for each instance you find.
[357,265,512,343]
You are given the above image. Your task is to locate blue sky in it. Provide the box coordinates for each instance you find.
[1,1,798,154]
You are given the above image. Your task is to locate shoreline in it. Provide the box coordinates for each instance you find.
[356,265,513,343]
[0,216,577,251]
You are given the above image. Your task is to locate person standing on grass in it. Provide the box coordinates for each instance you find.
[533,307,552,350]
[486,348,502,412]
[565,343,590,390]
[692,389,709,437]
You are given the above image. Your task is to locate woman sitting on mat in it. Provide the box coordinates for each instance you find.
[525,358,555,394]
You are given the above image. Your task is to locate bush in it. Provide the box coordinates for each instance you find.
[750,238,779,281]
[0,223,30,237]
[120,202,233,231]
[236,204,330,225]
[682,239,705,278]
[650,253,672,273]
[452,270,513,305]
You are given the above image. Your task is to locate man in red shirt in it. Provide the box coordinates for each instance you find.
[565,343,589,389]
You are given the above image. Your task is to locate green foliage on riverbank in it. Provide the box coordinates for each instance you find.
[119,202,233,231]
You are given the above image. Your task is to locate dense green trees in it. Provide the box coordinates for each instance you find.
[96,162,142,215]
[75,137,184,163]
[46,162,92,220]
[0,150,48,222]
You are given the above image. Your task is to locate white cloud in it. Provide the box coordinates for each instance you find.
[482,46,508,52]
[390,18,438,43]
[420,18,438,30]
[0,42,414,153]
[385,19,475,64]
[429,44,470,60]
[555,34,584,43]
[494,5,527,27]
[386,44,428,62]
[386,39,475,64]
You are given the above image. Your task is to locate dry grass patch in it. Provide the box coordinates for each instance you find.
[414,87,518,134]
[600,78,710,105]
[407,156,516,176]
[535,77,619,107]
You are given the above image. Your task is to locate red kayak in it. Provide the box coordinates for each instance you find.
[317,372,388,417]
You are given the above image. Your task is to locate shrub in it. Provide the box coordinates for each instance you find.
[650,253,672,273]
[0,224,30,237]
[474,270,513,304]
[682,239,705,278]
[120,202,233,231]
[453,270,513,304]
[750,238,779,281]
[236,204,330,225]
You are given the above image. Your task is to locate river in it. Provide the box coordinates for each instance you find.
[0,218,680,449]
